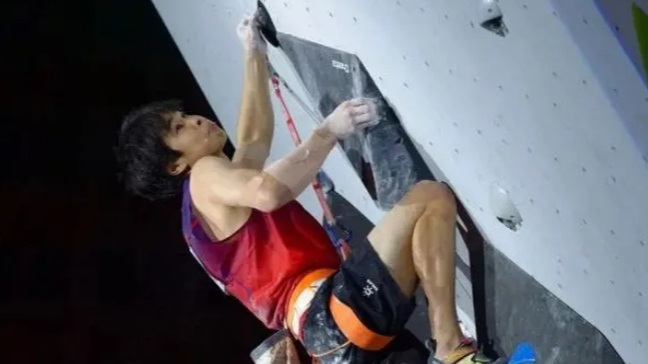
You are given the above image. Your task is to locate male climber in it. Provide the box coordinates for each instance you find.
[116,12,479,364]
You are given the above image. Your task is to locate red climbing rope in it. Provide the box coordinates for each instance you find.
[270,74,350,260]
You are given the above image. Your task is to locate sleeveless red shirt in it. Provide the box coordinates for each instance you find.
[181,178,341,330]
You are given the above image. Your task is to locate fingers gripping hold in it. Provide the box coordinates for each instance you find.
[351,98,380,126]
[351,103,370,117]
[323,97,381,139]
[237,11,267,53]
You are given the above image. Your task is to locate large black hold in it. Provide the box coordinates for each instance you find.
[256,1,280,47]
[275,33,435,210]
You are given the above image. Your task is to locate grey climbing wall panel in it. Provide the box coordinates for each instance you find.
[275,32,435,210]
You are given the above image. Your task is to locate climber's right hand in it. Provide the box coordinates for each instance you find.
[237,11,267,54]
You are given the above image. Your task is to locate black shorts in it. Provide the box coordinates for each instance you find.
[301,239,428,364]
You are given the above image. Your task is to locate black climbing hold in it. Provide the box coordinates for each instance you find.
[257,1,280,48]
[274,33,437,210]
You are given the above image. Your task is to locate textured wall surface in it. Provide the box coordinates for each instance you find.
[150,0,648,362]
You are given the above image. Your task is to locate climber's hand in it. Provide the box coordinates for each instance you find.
[237,11,267,54]
[322,98,380,139]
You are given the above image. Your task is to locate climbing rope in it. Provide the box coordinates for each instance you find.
[269,71,351,260]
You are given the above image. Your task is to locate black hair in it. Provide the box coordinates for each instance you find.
[115,99,186,201]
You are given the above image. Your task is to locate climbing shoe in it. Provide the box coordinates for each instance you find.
[426,338,494,364]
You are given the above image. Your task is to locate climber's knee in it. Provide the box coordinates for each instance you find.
[397,180,455,210]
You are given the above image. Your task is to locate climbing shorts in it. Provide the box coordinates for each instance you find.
[299,238,426,364]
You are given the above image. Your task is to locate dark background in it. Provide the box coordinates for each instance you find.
[1,1,271,363]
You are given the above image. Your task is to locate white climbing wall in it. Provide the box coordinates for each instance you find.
[551,0,648,167]
[150,0,648,363]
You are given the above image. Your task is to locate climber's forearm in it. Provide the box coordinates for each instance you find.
[262,126,337,208]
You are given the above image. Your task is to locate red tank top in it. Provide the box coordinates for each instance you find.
[180,178,341,330]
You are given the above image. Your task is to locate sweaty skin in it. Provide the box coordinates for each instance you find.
[189,97,378,239]
[366,181,466,361]
[233,46,274,170]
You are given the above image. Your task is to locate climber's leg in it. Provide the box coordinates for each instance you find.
[301,181,472,364]
[366,181,465,359]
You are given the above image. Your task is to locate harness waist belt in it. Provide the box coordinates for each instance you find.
[285,269,335,339]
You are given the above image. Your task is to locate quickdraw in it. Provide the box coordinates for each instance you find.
[269,72,351,260]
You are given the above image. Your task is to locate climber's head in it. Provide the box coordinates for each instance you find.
[116,100,227,200]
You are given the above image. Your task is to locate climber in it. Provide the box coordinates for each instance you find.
[115,12,479,364]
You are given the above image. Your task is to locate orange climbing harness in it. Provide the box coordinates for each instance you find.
[284,269,396,361]
[285,268,336,339]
